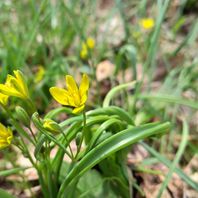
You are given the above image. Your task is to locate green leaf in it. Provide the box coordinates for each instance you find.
[85,118,123,153]
[87,106,134,125]
[57,122,170,197]
[103,81,137,107]
[77,169,103,197]
[0,167,30,177]
[44,107,72,119]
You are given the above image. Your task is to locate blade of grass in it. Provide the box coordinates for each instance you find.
[144,0,170,75]
[157,120,189,197]
[140,94,198,109]
[141,142,198,191]
[172,19,198,56]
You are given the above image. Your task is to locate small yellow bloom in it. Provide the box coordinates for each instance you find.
[86,37,95,49]
[43,119,62,134]
[50,74,89,114]
[35,66,45,83]
[80,37,95,59]
[80,47,88,59]
[0,70,29,99]
[140,18,154,30]
[0,123,13,149]
[0,92,9,106]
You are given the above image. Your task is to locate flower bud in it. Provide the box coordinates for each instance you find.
[15,106,30,127]
[31,112,41,128]
[43,119,62,134]
[75,132,82,146]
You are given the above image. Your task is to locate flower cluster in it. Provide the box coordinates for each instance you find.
[0,70,30,149]
[0,69,89,151]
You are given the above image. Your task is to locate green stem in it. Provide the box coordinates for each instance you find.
[60,130,74,160]
[37,167,50,198]
[45,141,55,198]
[18,137,37,168]
[29,126,37,143]
[75,110,86,159]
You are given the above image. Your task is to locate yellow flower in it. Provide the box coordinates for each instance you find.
[0,92,9,106]
[0,70,29,99]
[50,74,89,114]
[0,123,13,149]
[86,37,95,49]
[80,47,88,59]
[35,66,45,83]
[140,18,155,30]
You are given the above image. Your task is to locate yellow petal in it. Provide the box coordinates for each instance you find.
[65,75,81,105]
[0,84,22,98]
[0,92,9,105]
[13,70,29,98]
[80,94,87,106]
[49,87,70,105]
[72,92,81,106]
[65,75,79,94]
[66,94,77,107]
[79,74,89,98]
[72,105,85,114]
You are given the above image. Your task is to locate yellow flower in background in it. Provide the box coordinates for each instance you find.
[0,70,29,99]
[35,66,45,83]
[0,93,9,106]
[140,18,155,30]
[86,37,95,49]
[50,74,89,114]
[80,45,88,59]
[0,123,13,149]
[80,37,95,59]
